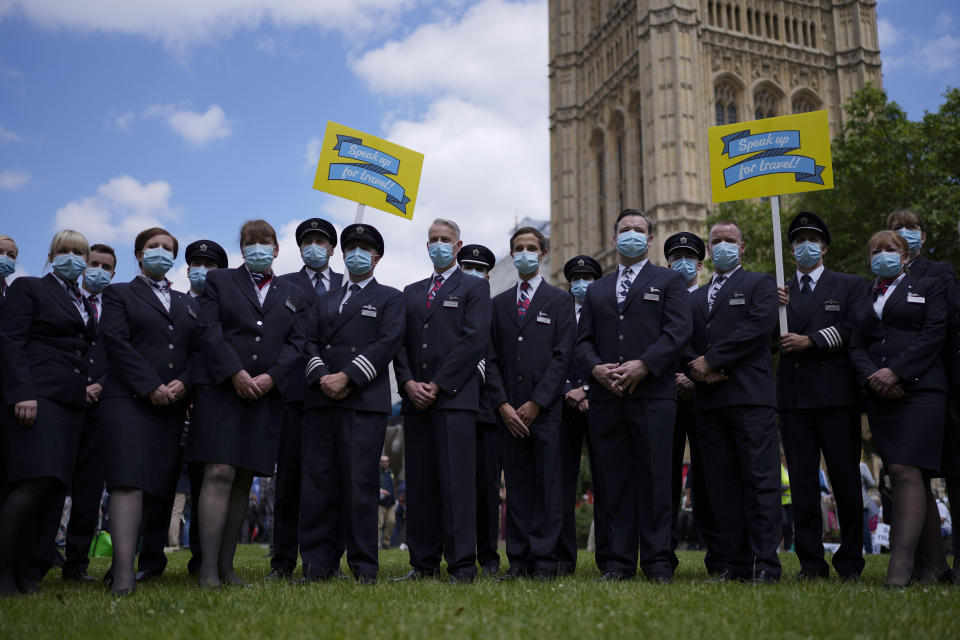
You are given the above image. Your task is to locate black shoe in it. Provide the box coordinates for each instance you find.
[356,574,377,585]
[597,571,629,582]
[102,568,113,587]
[135,569,164,583]
[392,569,438,582]
[496,567,531,582]
[707,569,746,583]
[647,572,673,584]
[797,569,829,581]
[63,571,99,583]
[266,568,291,580]
[480,564,500,577]
[448,573,475,584]
[532,569,557,582]
[752,570,779,584]
[838,573,860,583]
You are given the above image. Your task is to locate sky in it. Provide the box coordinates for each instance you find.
[0,0,957,291]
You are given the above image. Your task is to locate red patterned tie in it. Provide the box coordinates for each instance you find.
[426,273,443,309]
[517,281,531,318]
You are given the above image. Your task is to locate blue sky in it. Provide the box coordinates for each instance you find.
[0,0,957,289]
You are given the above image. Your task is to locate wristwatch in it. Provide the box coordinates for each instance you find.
[582,384,590,392]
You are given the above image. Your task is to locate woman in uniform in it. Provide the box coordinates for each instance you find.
[0,230,93,595]
[849,230,951,586]
[99,227,195,595]
[188,219,307,589]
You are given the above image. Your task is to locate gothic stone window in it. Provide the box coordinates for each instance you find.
[754,88,777,119]
[715,81,739,125]
[792,95,819,114]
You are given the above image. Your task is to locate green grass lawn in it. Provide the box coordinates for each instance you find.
[1,547,957,639]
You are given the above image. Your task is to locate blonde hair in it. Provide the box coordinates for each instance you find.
[866,230,909,257]
[48,229,90,261]
[0,235,18,255]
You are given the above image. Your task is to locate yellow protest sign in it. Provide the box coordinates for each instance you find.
[313,121,424,220]
[708,110,833,203]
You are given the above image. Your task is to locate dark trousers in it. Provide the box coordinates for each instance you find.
[697,405,782,579]
[186,462,203,574]
[300,408,384,580]
[589,398,676,578]
[779,407,865,577]
[475,420,500,571]
[945,393,960,572]
[34,411,104,579]
[138,445,186,575]
[500,417,562,574]
[404,409,477,578]
[672,398,725,574]
[555,405,591,573]
[271,403,303,574]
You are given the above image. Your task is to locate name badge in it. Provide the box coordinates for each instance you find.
[361,306,378,318]
[824,303,840,312]
[285,298,297,312]
[442,297,459,308]
[729,297,746,306]
[907,293,925,304]
[643,293,661,302]
[187,306,198,319]
[536,315,551,325]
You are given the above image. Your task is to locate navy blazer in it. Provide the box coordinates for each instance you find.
[907,256,955,281]
[194,267,309,399]
[303,278,404,413]
[0,274,95,408]
[394,269,491,413]
[849,274,948,393]
[486,281,575,422]
[562,302,589,396]
[576,262,692,401]
[100,277,198,400]
[776,269,868,410]
[83,293,108,389]
[689,268,778,411]
[279,266,344,405]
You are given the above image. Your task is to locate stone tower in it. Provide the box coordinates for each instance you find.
[548,0,882,278]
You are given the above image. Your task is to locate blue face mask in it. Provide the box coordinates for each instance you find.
[142,247,175,277]
[344,247,373,275]
[52,253,87,282]
[243,244,275,273]
[711,242,740,271]
[897,228,922,253]
[871,251,903,279]
[0,255,15,278]
[617,230,648,258]
[428,241,455,268]
[570,279,590,301]
[513,250,540,276]
[188,266,209,293]
[462,267,485,279]
[301,244,328,270]
[83,266,112,293]
[671,257,698,282]
[793,241,822,269]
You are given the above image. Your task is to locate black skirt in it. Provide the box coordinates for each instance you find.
[186,383,282,476]
[100,396,187,498]
[2,397,83,487]
[866,390,946,472]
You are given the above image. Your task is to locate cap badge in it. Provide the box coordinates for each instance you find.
[310,221,319,229]
[800,217,808,225]
[356,226,365,234]
[577,258,585,267]
[680,236,687,245]
[200,243,208,252]
[472,248,479,256]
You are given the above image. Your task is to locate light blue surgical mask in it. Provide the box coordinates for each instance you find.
[570,279,590,301]
[617,230,648,258]
[428,241,455,268]
[462,267,485,279]
[52,254,86,282]
[513,250,540,276]
[871,251,903,279]
[711,242,740,272]
[301,244,328,270]
[344,247,373,275]
[897,228,922,253]
[188,266,209,293]
[793,241,822,269]
[0,255,15,278]
[671,257,698,283]
[142,247,175,277]
[243,244,275,273]
[83,266,112,293]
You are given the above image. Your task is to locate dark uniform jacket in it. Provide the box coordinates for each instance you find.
[576,263,692,402]
[907,256,955,281]
[688,268,778,411]
[394,269,490,413]
[100,277,198,400]
[303,278,404,413]
[562,303,589,397]
[776,269,867,410]
[0,274,95,408]
[486,281,575,423]
[849,274,948,393]
[280,266,343,405]
[194,267,308,399]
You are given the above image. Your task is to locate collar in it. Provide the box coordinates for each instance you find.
[796,264,825,284]
[686,284,699,293]
[81,288,99,300]
[877,272,906,289]
[712,265,741,283]
[189,290,199,298]
[433,262,459,281]
[618,260,647,277]
[347,275,375,290]
[306,266,331,282]
[53,272,79,291]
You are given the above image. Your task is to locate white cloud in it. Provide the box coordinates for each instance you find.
[304,137,322,171]
[918,34,960,72]
[0,123,29,143]
[53,175,181,243]
[254,37,276,54]
[144,104,233,146]
[0,169,30,190]
[878,19,901,49]
[113,110,136,130]
[936,11,953,33]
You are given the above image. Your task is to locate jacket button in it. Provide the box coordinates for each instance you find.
[168,363,174,369]
[518,375,523,381]
[87,377,93,382]
[423,323,429,329]
[91,340,96,346]
[255,336,261,342]
[518,336,523,342]
[880,356,886,362]
[881,339,885,344]
[422,363,428,370]
[422,343,428,349]
[350,347,356,353]
[619,315,624,320]
[618,335,623,340]
[706,323,711,329]
[252,354,258,361]
[74,368,80,374]
[326,345,331,350]
[89,358,94,364]
[257,320,263,326]
[517,355,522,361]
[168,324,174,330]
[794,363,800,369]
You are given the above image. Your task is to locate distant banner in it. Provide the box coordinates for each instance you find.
[709,111,833,202]
[314,122,424,220]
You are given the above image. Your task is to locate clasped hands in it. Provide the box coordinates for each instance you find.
[404,380,439,411]
[564,387,589,413]
[147,379,189,406]
[687,356,729,384]
[867,367,904,399]
[499,400,540,438]
[591,360,650,396]
[230,370,275,401]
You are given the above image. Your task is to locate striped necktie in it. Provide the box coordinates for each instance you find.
[426,273,443,309]
[88,294,100,323]
[340,283,361,313]
[517,281,531,318]
[617,267,633,305]
[707,275,727,311]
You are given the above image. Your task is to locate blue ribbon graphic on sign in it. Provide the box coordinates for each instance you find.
[720,129,824,187]
[329,135,410,214]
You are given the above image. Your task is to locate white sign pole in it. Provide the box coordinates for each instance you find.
[770,195,788,335]
[355,202,366,223]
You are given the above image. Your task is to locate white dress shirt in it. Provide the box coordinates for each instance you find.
[795,264,825,293]
[516,274,543,304]
[873,272,905,317]
[339,275,374,313]
[54,273,89,323]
